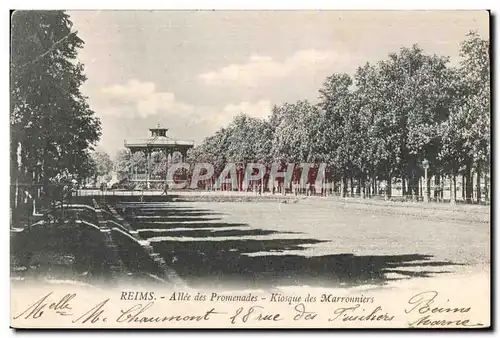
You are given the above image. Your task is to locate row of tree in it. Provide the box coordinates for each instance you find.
[187,32,490,203]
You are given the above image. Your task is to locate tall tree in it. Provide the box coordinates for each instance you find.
[316,73,355,195]
[11,11,101,209]
[439,31,490,203]
[352,64,388,197]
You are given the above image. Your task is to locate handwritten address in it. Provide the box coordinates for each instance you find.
[12,290,485,328]
[405,291,483,327]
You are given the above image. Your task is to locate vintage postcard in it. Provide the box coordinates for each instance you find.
[10,10,490,329]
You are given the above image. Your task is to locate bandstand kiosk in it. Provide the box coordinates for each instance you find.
[124,125,194,189]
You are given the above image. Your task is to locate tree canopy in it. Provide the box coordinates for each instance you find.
[11,11,101,209]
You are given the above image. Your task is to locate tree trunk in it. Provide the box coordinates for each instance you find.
[350,177,354,197]
[10,138,19,221]
[408,175,413,199]
[409,175,416,200]
[462,175,465,201]
[465,165,473,204]
[434,175,440,201]
[419,177,423,201]
[450,175,456,205]
[386,174,392,200]
[361,176,366,199]
[42,162,50,209]
[18,146,28,211]
[414,175,420,199]
[426,174,431,202]
[476,169,481,204]
[453,174,457,203]
[341,176,347,198]
[440,175,444,200]
[485,174,489,202]
[402,176,407,198]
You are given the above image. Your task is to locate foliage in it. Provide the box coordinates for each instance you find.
[11,11,101,208]
[89,151,113,184]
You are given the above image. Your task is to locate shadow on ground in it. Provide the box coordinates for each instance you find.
[113,196,462,289]
[10,223,115,282]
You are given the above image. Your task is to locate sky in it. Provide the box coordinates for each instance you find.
[67,10,489,156]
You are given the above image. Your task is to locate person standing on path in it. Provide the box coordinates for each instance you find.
[162,183,169,196]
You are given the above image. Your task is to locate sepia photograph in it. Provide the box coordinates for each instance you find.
[9,9,491,329]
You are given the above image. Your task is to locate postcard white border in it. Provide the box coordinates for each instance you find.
[2,2,497,337]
